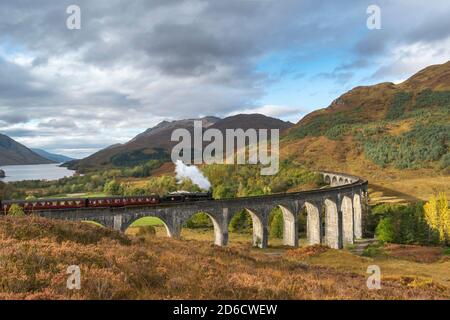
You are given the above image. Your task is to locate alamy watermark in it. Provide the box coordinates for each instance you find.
[66,5,81,30]
[66,265,81,290]
[171,121,279,175]
[367,5,381,30]
[366,265,381,290]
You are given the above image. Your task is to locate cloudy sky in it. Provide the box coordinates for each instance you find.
[0,0,449,158]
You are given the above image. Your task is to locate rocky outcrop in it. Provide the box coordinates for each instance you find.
[0,170,5,178]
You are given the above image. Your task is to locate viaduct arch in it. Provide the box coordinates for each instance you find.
[35,171,368,249]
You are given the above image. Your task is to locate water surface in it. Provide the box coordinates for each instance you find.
[0,163,75,182]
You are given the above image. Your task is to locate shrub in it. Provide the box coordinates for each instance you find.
[324,124,353,140]
[373,202,439,245]
[363,124,449,169]
[136,225,156,237]
[440,153,450,170]
[185,213,213,229]
[385,92,412,120]
[270,210,284,239]
[103,179,123,195]
[297,211,307,237]
[375,217,396,243]
[286,112,357,140]
[229,210,252,233]
[8,204,25,217]
[415,90,450,108]
[362,244,384,257]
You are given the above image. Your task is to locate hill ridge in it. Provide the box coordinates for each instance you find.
[0,134,55,166]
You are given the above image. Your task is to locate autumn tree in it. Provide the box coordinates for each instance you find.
[424,192,449,245]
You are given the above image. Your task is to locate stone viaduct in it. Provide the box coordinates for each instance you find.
[36,172,368,249]
[35,172,368,249]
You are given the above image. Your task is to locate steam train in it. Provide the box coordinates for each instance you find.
[1,191,213,214]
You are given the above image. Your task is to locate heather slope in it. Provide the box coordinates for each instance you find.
[0,216,448,300]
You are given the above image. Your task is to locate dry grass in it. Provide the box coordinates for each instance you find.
[371,176,450,203]
[295,247,450,293]
[0,216,449,300]
[385,120,414,136]
[383,244,446,263]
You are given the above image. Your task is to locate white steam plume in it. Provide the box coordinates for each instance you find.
[175,160,211,190]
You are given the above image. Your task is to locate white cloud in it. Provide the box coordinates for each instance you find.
[371,37,450,82]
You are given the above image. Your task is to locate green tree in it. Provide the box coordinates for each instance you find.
[375,217,395,243]
[373,202,440,245]
[103,179,123,195]
[8,204,25,217]
[229,210,252,233]
[270,209,284,239]
[185,213,213,229]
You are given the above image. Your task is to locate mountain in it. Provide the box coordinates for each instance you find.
[31,149,75,163]
[281,61,450,194]
[67,114,293,171]
[211,114,292,132]
[0,134,55,166]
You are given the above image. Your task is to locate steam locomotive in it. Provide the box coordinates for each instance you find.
[1,191,213,214]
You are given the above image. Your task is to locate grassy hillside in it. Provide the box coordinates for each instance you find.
[282,61,450,201]
[0,134,54,166]
[0,216,448,299]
